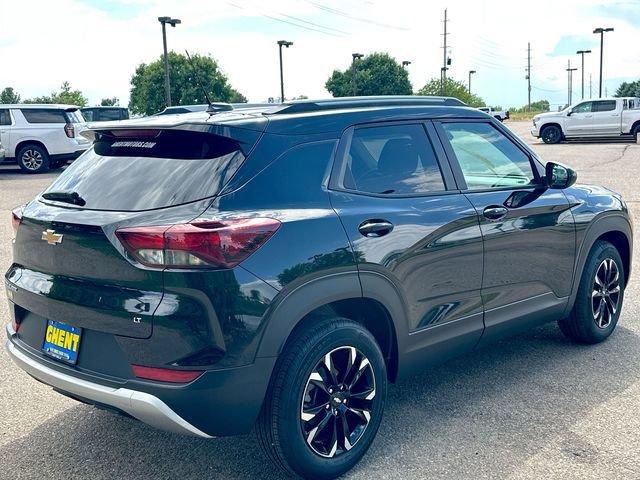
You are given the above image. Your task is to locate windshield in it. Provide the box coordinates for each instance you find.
[41,129,255,211]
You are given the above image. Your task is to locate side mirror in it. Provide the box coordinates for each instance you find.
[545,162,577,189]
[567,111,573,116]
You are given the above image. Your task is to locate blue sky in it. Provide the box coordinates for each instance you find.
[1,0,638,108]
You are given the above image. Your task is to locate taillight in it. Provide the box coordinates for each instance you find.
[11,318,21,333]
[132,365,203,383]
[11,207,22,234]
[115,218,281,269]
[64,123,75,138]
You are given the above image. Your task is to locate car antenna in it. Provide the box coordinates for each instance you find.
[185,50,216,114]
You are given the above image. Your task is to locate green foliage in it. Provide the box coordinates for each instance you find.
[0,87,21,103]
[417,77,484,107]
[509,99,550,113]
[615,80,640,98]
[129,52,246,115]
[23,82,88,107]
[100,97,119,106]
[325,52,412,97]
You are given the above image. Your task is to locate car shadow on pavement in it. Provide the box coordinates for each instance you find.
[3,322,640,480]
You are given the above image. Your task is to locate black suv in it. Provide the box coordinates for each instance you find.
[5,97,633,479]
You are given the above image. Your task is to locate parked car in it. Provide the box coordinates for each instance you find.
[532,97,640,143]
[0,104,90,173]
[5,96,632,479]
[81,106,129,122]
[0,140,5,163]
[478,106,510,121]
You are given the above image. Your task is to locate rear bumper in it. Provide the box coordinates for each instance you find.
[5,322,277,437]
[5,336,212,438]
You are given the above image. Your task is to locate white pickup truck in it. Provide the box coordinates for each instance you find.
[478,106,510,122]
[531,97,640,144]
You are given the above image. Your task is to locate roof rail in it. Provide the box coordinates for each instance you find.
[267,96,466,115]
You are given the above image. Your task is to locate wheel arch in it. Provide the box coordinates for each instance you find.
[15,139,50,157]
[630,120,640,135]
[540,122,563,135]
[567,213,633,314]
[255,271,406,382]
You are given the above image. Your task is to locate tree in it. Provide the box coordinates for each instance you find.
[417,77,484,106]
[53,81,88,106]
[100,97,119,106]
[23,82,88,106]
[325,52,412,97]
[615,80,640,98]
[0,87,21,103]
[129,52,247,115]
[508,100,550,113]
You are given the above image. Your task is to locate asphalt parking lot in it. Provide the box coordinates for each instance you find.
[1,121,639,479]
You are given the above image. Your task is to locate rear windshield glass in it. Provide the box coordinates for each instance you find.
[41,129,255,211]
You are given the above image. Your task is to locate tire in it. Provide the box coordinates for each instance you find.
[17,144,50,173]
[256,317,387,479]
[558,240,625,344]
[632,124,640,141]
[541,125,563,144]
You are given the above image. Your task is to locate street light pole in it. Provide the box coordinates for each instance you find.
[277,40,293,102]
[576,50,592,99]
[158,16,181,107]
[593,27,614,98]
[351,53,364,96]
[468,70,476,94]
[566,60,577,106]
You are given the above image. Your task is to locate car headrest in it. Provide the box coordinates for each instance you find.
[377,138,418,176]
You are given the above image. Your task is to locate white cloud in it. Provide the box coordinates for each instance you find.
[1,0,638,108]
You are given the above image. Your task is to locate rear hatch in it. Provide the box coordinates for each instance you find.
[8,125,263,340]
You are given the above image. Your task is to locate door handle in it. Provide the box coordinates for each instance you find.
[358,219,394,237]
[483,206,508,220]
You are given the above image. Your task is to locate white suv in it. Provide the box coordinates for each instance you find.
[0,104,90,173]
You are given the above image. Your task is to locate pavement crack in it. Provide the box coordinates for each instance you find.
[597,144,632,167]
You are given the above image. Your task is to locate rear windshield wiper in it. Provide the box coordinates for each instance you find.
[42,191,86,206]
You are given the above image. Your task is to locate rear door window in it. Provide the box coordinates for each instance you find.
[340,124,445,195]
[21,109,68,123]
[41,128,259,211]
[593,100,617,112]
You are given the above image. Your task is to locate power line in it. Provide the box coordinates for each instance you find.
[306,1,409,30]
[226,2,343,37]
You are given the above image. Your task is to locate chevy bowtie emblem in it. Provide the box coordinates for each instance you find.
[42,229,63,245]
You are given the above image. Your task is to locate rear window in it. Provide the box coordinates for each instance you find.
[0,109,11,125]
[21,108,68,124]
[41,129,258,211]
[593,100,617,112]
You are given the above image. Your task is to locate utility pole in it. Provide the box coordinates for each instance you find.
[576,50,592,99]
[593,27,614,98]
[566,60,577,106]
[441,8,449,95]
[277,40,293,102]
[589,73,592,98]
[527,43,531,111]
[468,70,476,94]
[158,16,181,107]
[351,53,364,96]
